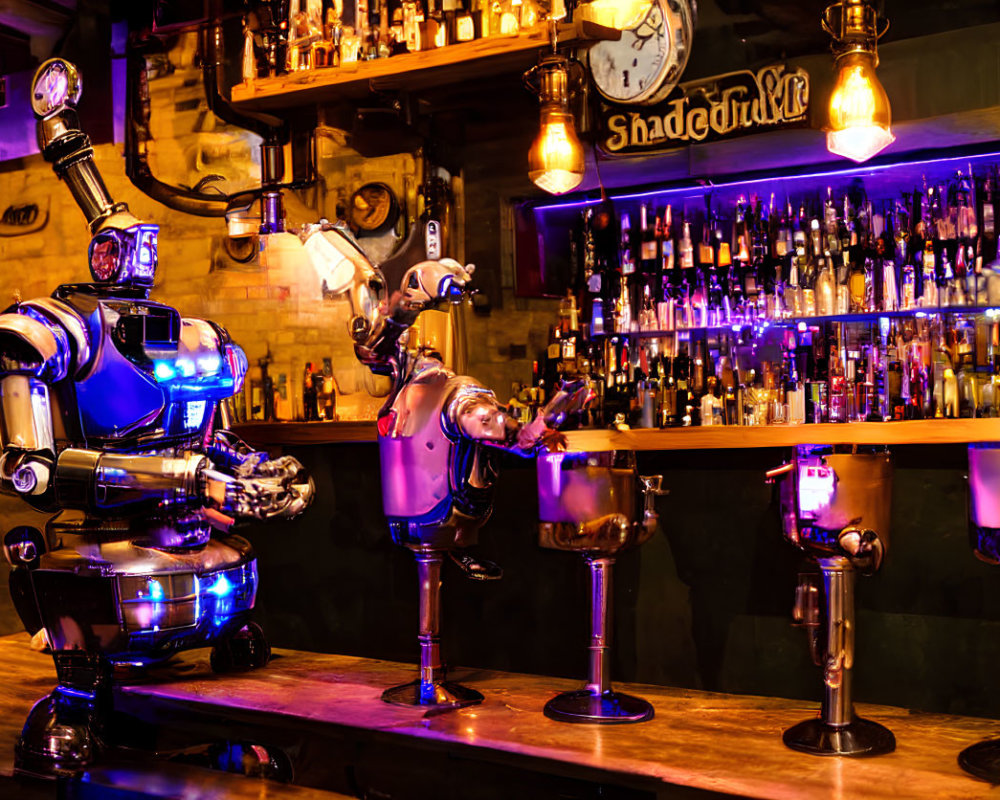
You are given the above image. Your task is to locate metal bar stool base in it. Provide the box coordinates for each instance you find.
[543,689,654,725]
[783,716,895,757]
[381,680,484,710]
[958,739,1000,782]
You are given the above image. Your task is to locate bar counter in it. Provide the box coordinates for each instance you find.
[0,635,353,799]
[1,633,995,798]
[232,418,1000,450]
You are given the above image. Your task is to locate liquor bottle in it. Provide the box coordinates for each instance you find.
[788,207,806,317]
[639,204,658,273]
[620,212,635,276]
[679,217,695,327]
[698,204,714,268]
[679,217,694,269]
[615,266,631,333]
[815,250,835,316]
[657,206,676,330]
[922,226,938,307]
[638,283,657,331]
[824,187,840,257]
[984,171,998,263]
[660,206,674,271]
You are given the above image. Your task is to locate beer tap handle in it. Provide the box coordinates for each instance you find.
[639,474,667,513]
[765,462,794,483]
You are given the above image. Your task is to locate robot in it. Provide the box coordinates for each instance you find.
[3,59,313,776]
[304,220,586,708]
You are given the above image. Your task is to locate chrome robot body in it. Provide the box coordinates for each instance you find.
[6,59,313,777]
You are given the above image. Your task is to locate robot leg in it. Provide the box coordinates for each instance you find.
[210,620,271,674]
[16,649,112,777]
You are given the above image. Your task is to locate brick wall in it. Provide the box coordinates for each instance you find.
[0,47,557,419]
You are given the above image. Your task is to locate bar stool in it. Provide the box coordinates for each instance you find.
[959,443,1000,781]
[536,450,665,723]
[767,445,895,756]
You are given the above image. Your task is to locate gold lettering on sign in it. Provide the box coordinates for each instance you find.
[607,115,628,152]
[663,99,686,140]
[600,63,811,155]
[687,107,709,141]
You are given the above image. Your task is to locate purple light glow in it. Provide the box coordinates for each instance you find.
[530,149,1000,212]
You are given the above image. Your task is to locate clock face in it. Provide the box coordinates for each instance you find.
[589,0,694,106]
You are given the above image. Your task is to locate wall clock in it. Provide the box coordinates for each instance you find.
[588,0,695,106]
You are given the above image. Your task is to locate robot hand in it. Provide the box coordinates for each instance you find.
[516,379,593,452]
[203,455,314,521]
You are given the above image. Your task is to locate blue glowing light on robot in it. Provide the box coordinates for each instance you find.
[197,355,221,374]
[208,573,234,598]
[153,361,175,381]
[147,578,165,601]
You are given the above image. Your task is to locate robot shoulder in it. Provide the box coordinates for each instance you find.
[19,298,92,376]
[0,303,78,382]
[181,317,249,392]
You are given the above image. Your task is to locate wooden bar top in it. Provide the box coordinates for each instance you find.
[0,634,353,799]
[230,418,1000,451]
[562,418,1000,451]
[109,642,1000,799]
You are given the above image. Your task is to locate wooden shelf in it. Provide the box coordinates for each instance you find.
[563,418,1000,452]
[231,20,619,112]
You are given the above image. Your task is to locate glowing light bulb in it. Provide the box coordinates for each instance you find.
[528,108,585,195]
[826,51,894,163]
[578,0,652,30]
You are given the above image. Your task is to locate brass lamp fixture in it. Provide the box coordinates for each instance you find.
[524,48,586,195]
[822,0,894,163]
[575,0,653,30]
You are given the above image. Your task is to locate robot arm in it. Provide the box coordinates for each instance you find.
[32,58,121,235]
[301,223,472,377]
[446,379,591,457]
[203,429,315,520]
[32,58,158,288]
[9,431,312,520]
[0,313,310,518]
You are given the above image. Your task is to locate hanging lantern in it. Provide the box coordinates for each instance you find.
[823,0,895,163]
[525,54,585,195]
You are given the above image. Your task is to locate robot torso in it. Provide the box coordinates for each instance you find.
[378,357,499,548]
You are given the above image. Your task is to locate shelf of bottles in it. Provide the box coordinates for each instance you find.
[519,148,1000,446]
[233,0,613,110]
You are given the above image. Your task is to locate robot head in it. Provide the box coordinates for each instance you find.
[398,259,474,316]
[302,220,475,371]
[88,212,159,286]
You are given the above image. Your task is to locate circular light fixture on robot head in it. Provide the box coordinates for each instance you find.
[31,58,81,118]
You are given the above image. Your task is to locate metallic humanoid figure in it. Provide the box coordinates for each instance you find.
[4,59,313,776]
[304,220,585,708]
